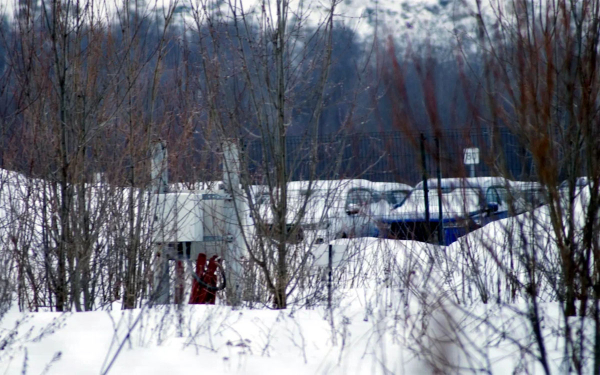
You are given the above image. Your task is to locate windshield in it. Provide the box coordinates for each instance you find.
[485,186,508,205]
[346,189,373,206]
[385,190,410,206]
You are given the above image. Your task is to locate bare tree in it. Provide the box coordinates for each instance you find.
[185,0,346,309]
[0,0,182,312]
[380,0,600,373]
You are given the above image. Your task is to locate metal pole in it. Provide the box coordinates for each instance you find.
[174,259,184,305]
[328,244,332,310]
[223,141,245,306]
[151,140,168,194]
[436,137,444,245]
[151,141,170,304]
[152,246,170,305]
[420,134,430,236]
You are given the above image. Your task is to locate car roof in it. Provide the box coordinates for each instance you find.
[413,178,549,194]
[287,179,375,192]
[369,182,413,192]
[559,177,589,188]
[506,181,544,190]
[414,177,509,191]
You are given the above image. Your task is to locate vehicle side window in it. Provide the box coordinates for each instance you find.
[346,188,373,208]
[497,187,509,203]
[485,187,501,204]
[486,187,508,205]
[385,190,409,206]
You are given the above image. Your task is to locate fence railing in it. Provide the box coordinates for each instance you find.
[241,128,535,185]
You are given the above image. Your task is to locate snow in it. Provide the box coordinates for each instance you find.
[369,182,412,193]
[255,179,413,242]
[2,304,418,374]
[388,177,503,220]
[387,177,548,222]
[0,0,490,52]
[256,179,388,224]
[0,171,597,374]
[0,237,571,374]
[0,195,595,374]
[0,0,597,368]
[0,198,591,374]
[414,177,510,191]
[390,187,482,220]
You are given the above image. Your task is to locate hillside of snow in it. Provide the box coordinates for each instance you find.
[0,0,488,50]
[334,0,479,46]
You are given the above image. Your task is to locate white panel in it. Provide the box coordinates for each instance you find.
[199,195,226,240]
[312,244,348,268]
[154,193,203,242]
[463,148,480,165]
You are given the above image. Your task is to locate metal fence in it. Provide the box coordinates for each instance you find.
[243,128,534,185]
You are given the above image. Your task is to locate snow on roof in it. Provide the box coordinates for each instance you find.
[369,182,413,192]
[0,0,493,55]
[414,177,509,191]
[390,186,483,220]
[287,179,373,192]
[559,177,590,189]
[507,181,545,190]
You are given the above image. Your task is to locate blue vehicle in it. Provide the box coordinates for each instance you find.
[381,177,544,245]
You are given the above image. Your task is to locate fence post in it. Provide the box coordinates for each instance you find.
[435,137,444,245]
[420,134,430,237]
[328,244,332,310]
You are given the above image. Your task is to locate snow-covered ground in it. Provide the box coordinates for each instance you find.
[0,282,567,374]
[0,236,580,374]
[0,167,596,373]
